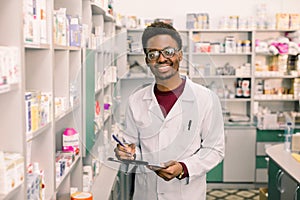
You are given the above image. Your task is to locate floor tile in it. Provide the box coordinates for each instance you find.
[206,188,260,199]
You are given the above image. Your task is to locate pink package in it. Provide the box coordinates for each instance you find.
[62,128,79,155]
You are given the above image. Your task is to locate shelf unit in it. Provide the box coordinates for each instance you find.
[0,1,25,199]
[82,0,116,161]
[82,1,123,199]
[0,0,123,199]
[0,0,87,199]
[188,29,254,125]
[253,29,300,125]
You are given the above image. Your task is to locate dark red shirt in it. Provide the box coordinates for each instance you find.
[154,78,186,118]
[154,78,189,179]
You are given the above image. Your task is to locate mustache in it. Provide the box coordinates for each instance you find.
[154,61,173,67]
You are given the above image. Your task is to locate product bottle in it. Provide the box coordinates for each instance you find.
[33,162,41,200]
[284,122,294,152]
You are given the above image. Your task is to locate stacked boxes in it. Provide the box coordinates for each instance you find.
[186,13,209,29]
[25,91,52,133]
[53,8,82,47]
[0,46,20,87]
[276,13,300,30]
[0,152,24,195]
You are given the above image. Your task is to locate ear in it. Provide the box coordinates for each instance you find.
[178,50,183,61]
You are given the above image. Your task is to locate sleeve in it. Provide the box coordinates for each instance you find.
[180,91,225,182]
[122,96,142,160]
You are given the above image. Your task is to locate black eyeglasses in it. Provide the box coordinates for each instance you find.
[146,47,180,61]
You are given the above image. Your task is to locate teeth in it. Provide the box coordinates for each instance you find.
[157,66,171,72]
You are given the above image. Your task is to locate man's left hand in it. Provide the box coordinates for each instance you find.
[148,160,183,181]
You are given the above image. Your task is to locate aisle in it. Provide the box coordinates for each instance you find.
[206,189,260,200]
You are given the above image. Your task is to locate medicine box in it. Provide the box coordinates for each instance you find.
[0,153,24,194]
[69,17,82,47]
[276,13,290,29]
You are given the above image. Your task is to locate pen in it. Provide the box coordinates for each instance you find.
[188,120,192,131]
[112,134,125,147]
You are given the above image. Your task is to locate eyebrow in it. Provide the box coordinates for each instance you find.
[146,46,174,52]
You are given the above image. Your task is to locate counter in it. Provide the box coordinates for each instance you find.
[266,144,300,183]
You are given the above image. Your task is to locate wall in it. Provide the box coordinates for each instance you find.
[114,0,300,29]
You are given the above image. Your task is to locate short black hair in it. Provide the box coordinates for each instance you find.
[142,22,182,53]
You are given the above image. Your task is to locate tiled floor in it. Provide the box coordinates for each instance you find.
[206,189,260,200]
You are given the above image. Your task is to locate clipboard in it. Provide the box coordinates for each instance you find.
[107,157,167,169]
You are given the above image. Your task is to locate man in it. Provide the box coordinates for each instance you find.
[115,21,224,200]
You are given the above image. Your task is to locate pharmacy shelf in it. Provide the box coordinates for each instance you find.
[0,0,86,199]
[0,83,19,95]
[24,43,51,49]
[253,29,300,115]
[254,75,299,79]
[255,29,298,32]
[90,2,114,23]
[0,181,23,200]
[0,0,120,199]
[221,98,251,102]
[26,122,52,142]
[190,29,253,33]
[120,76,154,80]
[82,1,122,197]
[127,52,144,56]
[192,75,252,79]
[54,45,81,51]
[191,53,252,56]
[254,98,298,101]
[55,104,80,122]
[56,156,81,190]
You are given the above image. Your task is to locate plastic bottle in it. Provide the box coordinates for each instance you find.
[284,122,293,152]
[33,162,41,200]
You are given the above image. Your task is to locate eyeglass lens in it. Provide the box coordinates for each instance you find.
[147,48,176,60]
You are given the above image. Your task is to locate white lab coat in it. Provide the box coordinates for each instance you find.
[123,76,224,200]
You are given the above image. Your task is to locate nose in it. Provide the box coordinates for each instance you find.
[157,52,167,63]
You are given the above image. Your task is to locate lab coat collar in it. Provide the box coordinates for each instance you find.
[142,76,196,121]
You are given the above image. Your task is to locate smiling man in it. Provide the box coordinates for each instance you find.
[114,22,225,200]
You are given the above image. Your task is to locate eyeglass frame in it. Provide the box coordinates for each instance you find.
[144,47,181,61]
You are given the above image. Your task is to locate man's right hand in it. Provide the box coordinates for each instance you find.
[114,143,136,160]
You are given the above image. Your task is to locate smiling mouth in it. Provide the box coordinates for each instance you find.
[157,65,172,73]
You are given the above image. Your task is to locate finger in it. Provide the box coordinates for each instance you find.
[117,144,133,156]
[147,165,161,171]
[155,171,172,181]
[163,160,176,168]
[115,147,133,160]
[128,143,136,154]
[120,151,134,159]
